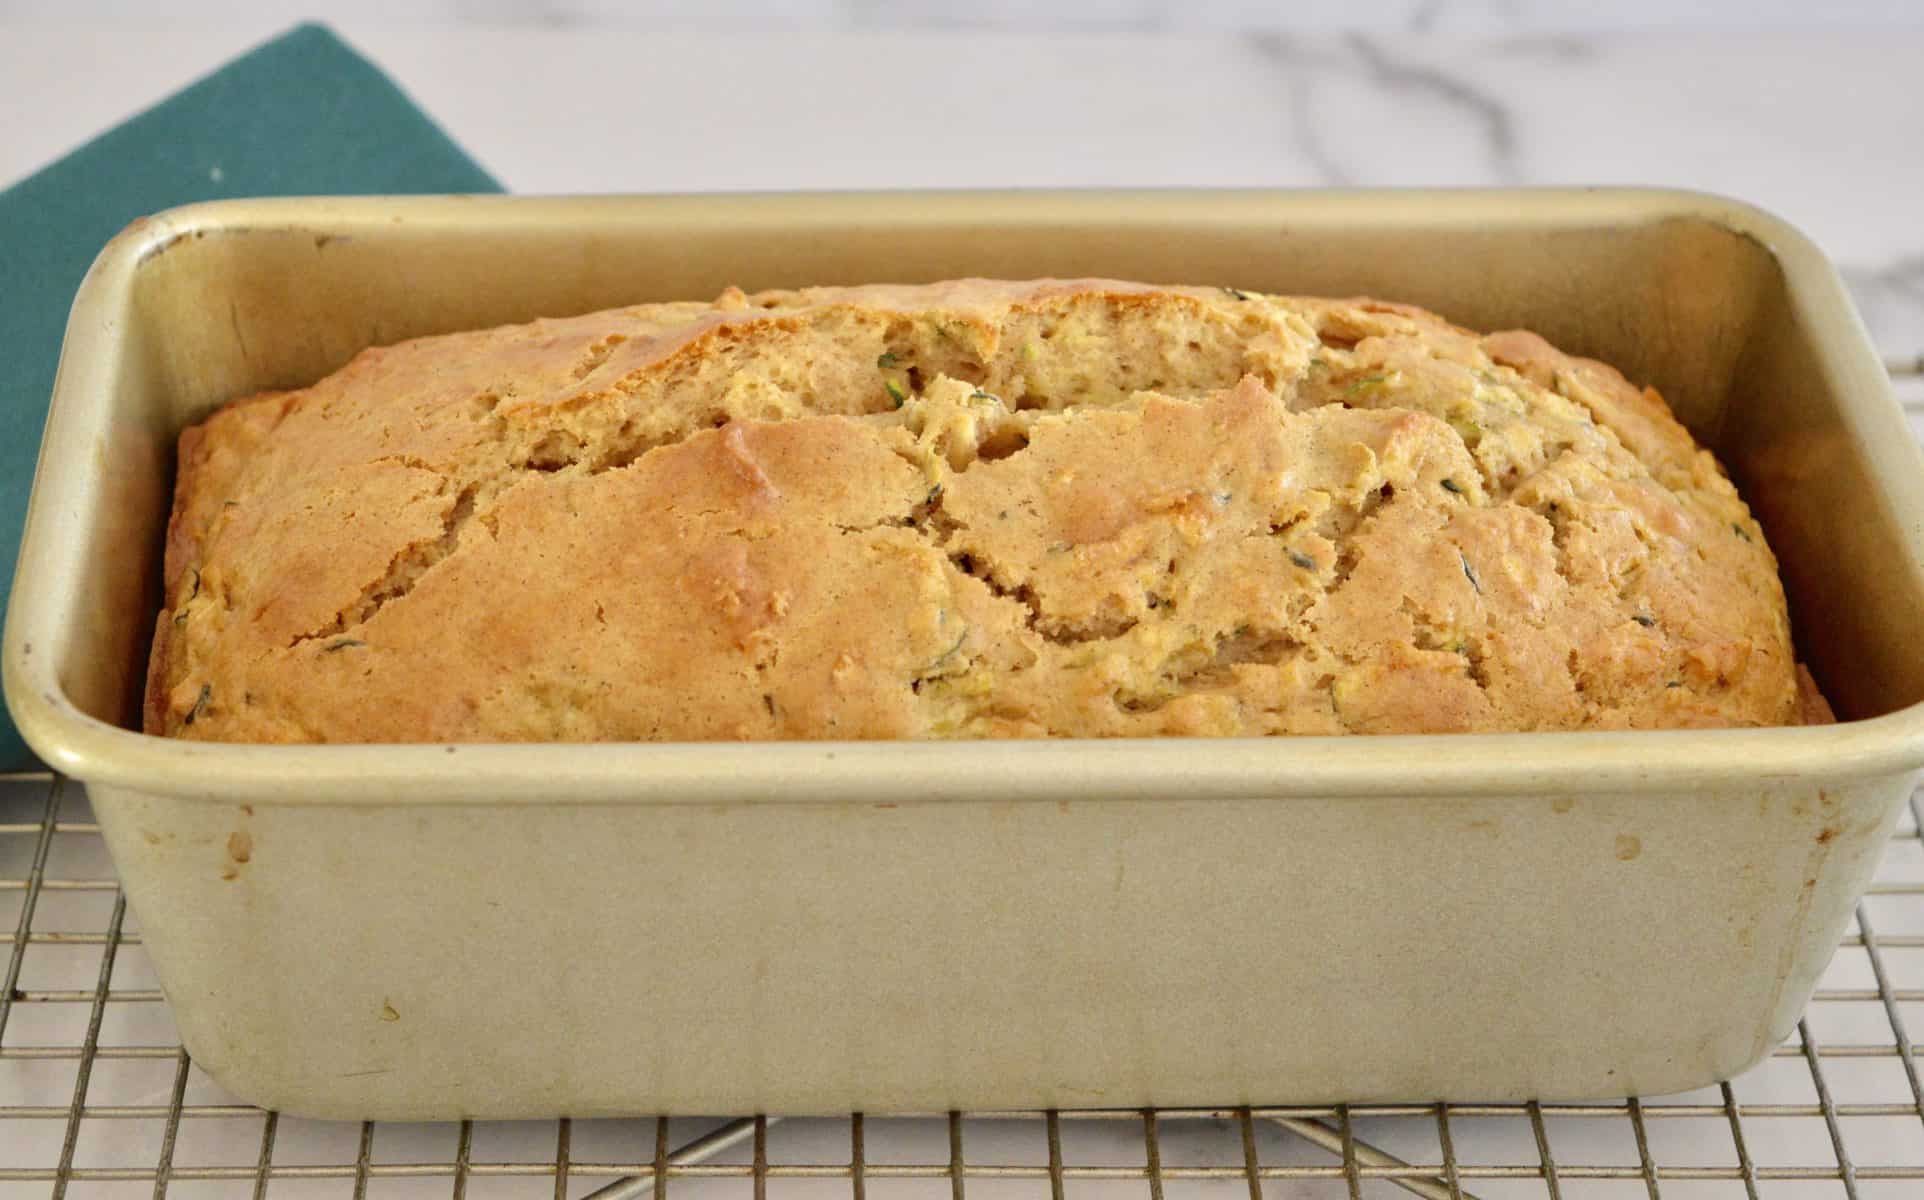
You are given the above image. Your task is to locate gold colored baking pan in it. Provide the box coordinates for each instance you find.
[6,190,1922,1119]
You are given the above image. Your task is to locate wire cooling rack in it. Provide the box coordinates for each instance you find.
[1,359,1922,1200]
[2,773,1923,1200]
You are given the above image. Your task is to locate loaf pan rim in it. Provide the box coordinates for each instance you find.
[9,186,1923,803]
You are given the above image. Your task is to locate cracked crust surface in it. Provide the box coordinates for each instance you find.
[147,278,1813,742]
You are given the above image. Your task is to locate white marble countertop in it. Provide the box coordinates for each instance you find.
[2,20,1922,1198]
[3,24,1922,362]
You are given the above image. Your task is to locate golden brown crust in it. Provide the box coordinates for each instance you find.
[146,278,1812,742]
[145,391,292,734]
[1796,664,1836,727]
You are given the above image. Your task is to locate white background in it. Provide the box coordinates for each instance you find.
[3,7,1922,362]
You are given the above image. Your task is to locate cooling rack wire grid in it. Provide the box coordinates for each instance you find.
[1,357,1922,1200]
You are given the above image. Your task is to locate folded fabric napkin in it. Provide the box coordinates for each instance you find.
[0,22,503,767]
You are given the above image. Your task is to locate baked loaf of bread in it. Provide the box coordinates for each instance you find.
[148,278,1815,742]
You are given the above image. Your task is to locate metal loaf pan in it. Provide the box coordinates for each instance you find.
[7,191,1924,1121]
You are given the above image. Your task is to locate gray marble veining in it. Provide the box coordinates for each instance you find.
[1251,32,1526,185]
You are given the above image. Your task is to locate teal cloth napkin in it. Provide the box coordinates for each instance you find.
[0,23,503,768]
